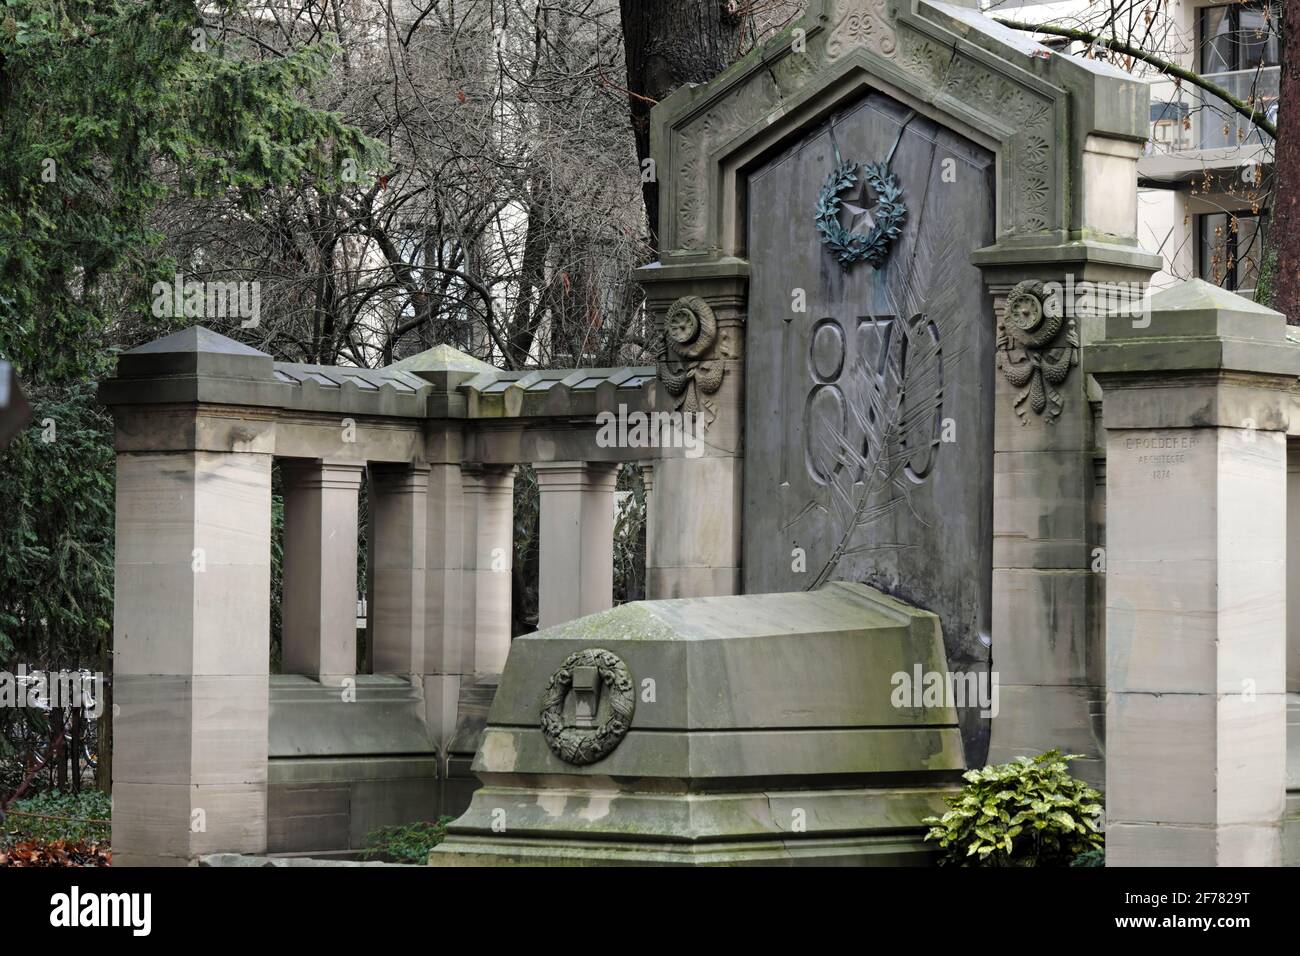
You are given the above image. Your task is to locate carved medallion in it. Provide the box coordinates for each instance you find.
[997,280,1078,424]
[539,648,635,766]
[660,295,725,422]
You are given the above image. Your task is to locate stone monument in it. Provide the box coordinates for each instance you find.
[432,583,965,865]
[434,0,1160,863]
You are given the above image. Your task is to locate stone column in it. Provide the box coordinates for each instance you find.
[100,328,287,866]
[635,260,747,599]
[640,462,655,585]
[534,461,619,628]
[112,448,273,866]
[422,456,468,745]
[464,465,516,676]
[974,245,1160,782]
[1090,279,1299,866]
[368,462,429,675]
[1288,442,1300,695]
[281,460,364,684]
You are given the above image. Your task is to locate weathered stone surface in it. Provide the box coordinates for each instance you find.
[433,582,964,866]
[742,96,996,764]
[1092,282,1299,867]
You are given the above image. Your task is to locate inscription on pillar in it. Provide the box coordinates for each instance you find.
[1122,432,1199,482]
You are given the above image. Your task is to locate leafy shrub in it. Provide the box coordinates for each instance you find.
[922,750,1103,866]
[1070,846,1105,867]
[361,817,455,864]
[2,789,111,847]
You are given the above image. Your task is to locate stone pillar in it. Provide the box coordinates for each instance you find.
[635,261,747,599]
[422,456,468,744]
[640,462,655,581]
[1090,279,1299,866]
[101,328,284,866]
[368,462,429,674]
[1288,442,1300,695]
[534,461,619,628]
[281,460,364,684]
[464,464,516,676]
[974,246,1160,782]
[112,449,272,866]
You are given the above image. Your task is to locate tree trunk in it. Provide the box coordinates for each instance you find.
[97,641,112,796]
[70,707,82,795]
[52,706,67,791]
[619,0,744,253]
[1271,0,1300,321]
[506,175,551,367]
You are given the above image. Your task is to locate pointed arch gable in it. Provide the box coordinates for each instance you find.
[649,0,1147,260]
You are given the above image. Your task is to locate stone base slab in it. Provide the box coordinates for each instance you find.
[431,785,956,867]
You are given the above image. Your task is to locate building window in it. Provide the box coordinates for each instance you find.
[1198,212,1267,293]
[1199,2,1280,74]
[1150,100,1191,150]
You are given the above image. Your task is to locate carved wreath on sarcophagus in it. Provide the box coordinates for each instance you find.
[659,295,725,423]
[997,279,1079,425]
[539,648,635,766]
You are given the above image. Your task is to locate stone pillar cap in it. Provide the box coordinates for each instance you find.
[387,343,496,390]
[117,325,274,377]
[1111,278,1285,342]
[97,325,288,407]
[1087,278,1300,379]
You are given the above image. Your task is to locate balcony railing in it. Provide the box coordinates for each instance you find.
[1148,65,1278,152]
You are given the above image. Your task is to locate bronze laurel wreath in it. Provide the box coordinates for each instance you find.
[814,161,906,267]
[539,648,635,766]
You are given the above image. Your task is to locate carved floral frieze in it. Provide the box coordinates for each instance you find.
[667,5,1061,253]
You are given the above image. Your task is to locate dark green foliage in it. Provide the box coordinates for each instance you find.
[0,0,381,387]
[0,381,114,662]
[512,465,540,636]
[923,750,1104,866]
[2,788,111,846]
[510,462,647,637]
[269,481,285,673]
[0,0,381,795]
[361,817,454,864]
[613,463,646,604]
[1070,846,1105,867]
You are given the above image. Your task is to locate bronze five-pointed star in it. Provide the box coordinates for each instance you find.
[841,177,881,233]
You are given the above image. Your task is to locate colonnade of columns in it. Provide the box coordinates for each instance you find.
[275,456,652,694]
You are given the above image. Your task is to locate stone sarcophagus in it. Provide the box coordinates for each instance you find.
[432,582,965,865]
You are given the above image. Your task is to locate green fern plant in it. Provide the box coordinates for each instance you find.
[922,750,1103,866]
[361,817,455,864]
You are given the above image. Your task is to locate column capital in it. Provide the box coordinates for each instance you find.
[632,257,749,313]
[972,239,1162,288]
[369,461,431,495]
[533,460,619,493]
[281,459,366,491]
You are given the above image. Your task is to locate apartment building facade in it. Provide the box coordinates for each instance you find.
[995,0,1279,294]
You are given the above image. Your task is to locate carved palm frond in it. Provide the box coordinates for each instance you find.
[808,173,966,589]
